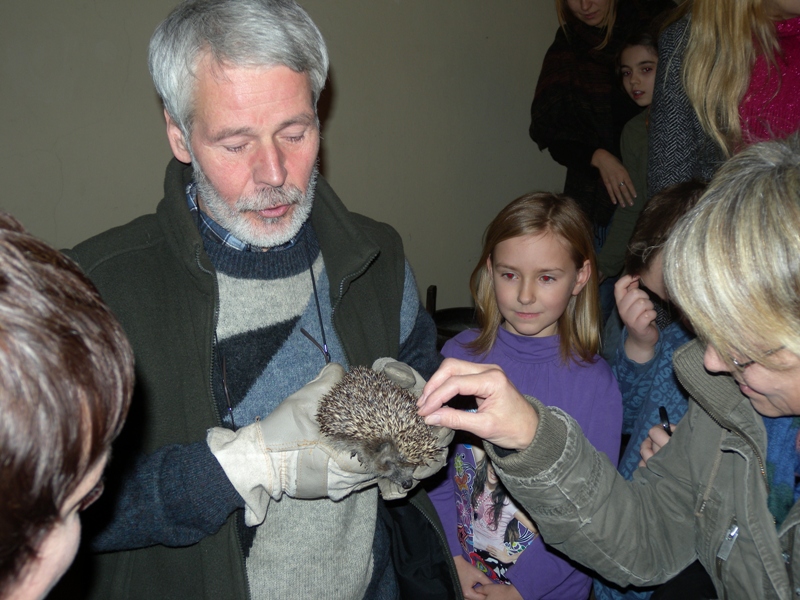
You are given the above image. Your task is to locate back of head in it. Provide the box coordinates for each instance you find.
[0,214,133,595]
[624,179,707,276]
[664,136,800,364]
[469,192,600,362]
[149,0,329,138]
[680,0,778,155]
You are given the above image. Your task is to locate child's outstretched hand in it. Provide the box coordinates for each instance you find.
[638,422,676,467]
[615,275,658,363]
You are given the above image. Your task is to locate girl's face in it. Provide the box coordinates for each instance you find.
[566,0,612,27]
[489,232,591,339]
[704,345,800,417]
[620,45,658,107]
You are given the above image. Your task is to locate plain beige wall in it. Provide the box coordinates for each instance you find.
[0,0,565,309]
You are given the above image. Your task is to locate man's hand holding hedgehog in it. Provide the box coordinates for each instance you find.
[206,363,378,526]
[206,359,454,525]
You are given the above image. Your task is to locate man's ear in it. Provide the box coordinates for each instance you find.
[572,259,592,296]
[164,109,192,164]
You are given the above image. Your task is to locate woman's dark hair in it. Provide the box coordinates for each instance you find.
[624,180,708,275]
[0,213,133,595]
[471,458,509,533]
[616,31,659,76]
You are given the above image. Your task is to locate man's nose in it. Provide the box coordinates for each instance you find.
[254,143,288,188]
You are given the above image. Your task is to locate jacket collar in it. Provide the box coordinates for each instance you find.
[309,175,380,308]
[673,339,767,453]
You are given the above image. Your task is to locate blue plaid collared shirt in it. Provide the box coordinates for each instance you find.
[186,181,299,252]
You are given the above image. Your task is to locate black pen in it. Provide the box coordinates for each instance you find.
[658,406,673,437]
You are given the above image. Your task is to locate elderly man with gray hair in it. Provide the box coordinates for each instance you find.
[57,1,457,599]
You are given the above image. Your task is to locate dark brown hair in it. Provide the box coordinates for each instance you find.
[616,31,658,77]
[0,214,133,595]
[469,192,600,363]
[624,180,708,275]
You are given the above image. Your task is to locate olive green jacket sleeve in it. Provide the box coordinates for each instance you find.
[485,339,800,599]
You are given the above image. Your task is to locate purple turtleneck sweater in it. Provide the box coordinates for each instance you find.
[740,15,800,143]
[428,327,622,600]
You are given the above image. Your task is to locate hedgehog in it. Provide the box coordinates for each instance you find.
[316,366,441,490]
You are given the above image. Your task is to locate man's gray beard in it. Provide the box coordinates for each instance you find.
[193,160,317,249]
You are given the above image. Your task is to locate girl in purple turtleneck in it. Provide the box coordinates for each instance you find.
[427,192,622,600]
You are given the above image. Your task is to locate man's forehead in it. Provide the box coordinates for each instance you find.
[194,52,308,88]
[191,57,315,121]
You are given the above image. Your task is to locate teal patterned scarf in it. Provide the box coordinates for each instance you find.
[762,415,800,527]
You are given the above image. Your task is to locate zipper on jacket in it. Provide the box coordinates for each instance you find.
[687,390,769,494]
[196,245,253,600]
[332,250,379,365]
[412,497,463,600]
[785,525,795,595]
[196,246,225,428]
[715,518,739,600]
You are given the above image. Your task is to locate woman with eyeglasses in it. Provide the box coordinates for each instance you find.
[0,214,133,600]
[418,136,800,599]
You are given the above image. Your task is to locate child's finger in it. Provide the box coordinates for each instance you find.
[614,274,638,302]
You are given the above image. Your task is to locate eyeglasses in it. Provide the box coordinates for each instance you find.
[730,346,785,372]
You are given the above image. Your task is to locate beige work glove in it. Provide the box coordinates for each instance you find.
[371,358,454,501]
[207,363,377,526]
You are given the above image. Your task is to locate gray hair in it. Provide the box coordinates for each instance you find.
[664,136,800,367]
[148,0,329,137]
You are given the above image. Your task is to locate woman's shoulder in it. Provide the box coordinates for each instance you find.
[541,26,582,64]
[659,12,690,47]
[622,108,649,135]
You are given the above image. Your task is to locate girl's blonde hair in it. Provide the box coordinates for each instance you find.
[664,137,800,369]
[556,0,619,49]
[468,192,600,363]
[676,0,780,157]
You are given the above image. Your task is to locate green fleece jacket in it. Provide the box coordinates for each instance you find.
[488,339,800,599]
[59,159,459,600]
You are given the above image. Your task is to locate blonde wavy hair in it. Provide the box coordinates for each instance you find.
[676,0,780,157]
[664,137,800,369]
[556,0,618,49]
[468,192,600,364]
